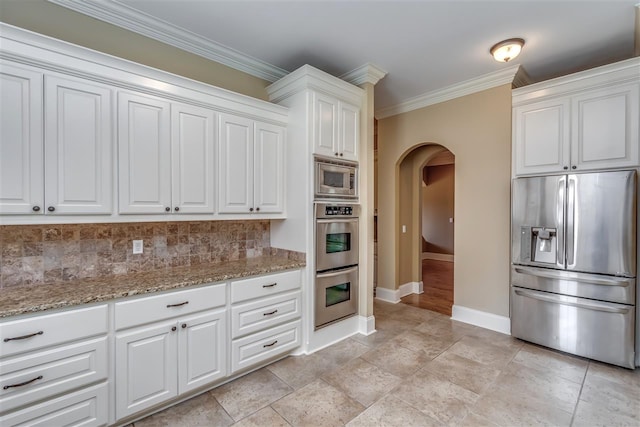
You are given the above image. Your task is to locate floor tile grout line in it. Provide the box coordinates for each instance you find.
[569,360,590,427]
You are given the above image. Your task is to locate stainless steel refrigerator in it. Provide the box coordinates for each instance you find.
[511,170,637,368]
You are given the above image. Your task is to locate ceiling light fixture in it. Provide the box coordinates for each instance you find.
[490,38,525,62]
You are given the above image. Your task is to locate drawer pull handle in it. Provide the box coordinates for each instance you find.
[263,309,278,316]
[4,331,43,342]
[262,283,277,288]
[3,375,43,389]
[166,301,189,308]
[263,340,278,348]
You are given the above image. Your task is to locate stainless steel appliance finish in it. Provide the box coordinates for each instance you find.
[315,265,359,328]
[315,157,358,200]
[315,203,360,272]
[315,202,360,329]
[511,170,637,368]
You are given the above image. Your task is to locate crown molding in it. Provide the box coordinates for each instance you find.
[340,63,388,86]
[48,0,288,82]
[375,64,522,119]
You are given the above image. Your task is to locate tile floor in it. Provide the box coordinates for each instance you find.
[132,300,640,427]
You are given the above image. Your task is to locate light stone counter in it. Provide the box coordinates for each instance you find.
[0,256,305,318]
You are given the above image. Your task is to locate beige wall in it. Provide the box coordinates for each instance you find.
[0,0,270,99]
[378,84,512,317]
[422,164,455,254]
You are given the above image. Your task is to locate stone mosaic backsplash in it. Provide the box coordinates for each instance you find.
[0,220,282,288]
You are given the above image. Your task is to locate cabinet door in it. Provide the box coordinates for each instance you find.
[254,122,284,213]
[171,103,215,214]
[340,102,359,161]
[313,92,338,158]
[44,75,113,214]
[115,320,178,419]
[118,91,171,214]
[513,98,571,175]
[218,113,253,213]
[571,82,639,171]
[0,62,43,214]
[178,309,227,394]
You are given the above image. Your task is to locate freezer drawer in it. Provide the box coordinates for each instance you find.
[511,286,635,368]
[512,266,635,305]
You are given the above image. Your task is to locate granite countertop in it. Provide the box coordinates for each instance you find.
[0,256,306,319]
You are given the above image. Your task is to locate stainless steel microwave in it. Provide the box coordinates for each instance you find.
[315,158,358,200]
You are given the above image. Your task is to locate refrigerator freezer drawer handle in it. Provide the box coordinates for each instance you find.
[514,267,631,287]
[514,289,630,314]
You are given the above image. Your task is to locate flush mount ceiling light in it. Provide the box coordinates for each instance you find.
[490,38,525,62]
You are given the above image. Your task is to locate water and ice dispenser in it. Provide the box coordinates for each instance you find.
[520,226,557,264]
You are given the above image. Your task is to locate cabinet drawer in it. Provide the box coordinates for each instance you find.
[231,291,301,338]
[115,283,226,330]
[0,337,107,414]
[0,305,107,358]
[231,320,301,373]
[231,270,301,303]
[0,382,107,427]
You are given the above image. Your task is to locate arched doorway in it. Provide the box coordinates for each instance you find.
[393,143,455,316]
[402,150,455,315]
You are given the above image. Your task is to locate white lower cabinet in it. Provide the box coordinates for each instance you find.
[114,283,227,420]
[0,305,108,427]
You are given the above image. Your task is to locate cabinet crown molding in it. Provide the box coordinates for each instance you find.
[266,64,365,105]
[340,63,388,86]
[512,57,640,105]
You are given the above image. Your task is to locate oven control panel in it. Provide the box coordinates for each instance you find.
[315,203,360,218]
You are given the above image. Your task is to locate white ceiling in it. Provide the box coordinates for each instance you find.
[54,0,638,114]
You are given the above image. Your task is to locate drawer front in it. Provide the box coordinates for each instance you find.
[0,337,107,414]
[231,291,301,338]
[115,283,226,330]
[231,320,301,373]
[511,286,635,368]
[0,382,107,427]
[231,270,301,304]
[0,305,108,358]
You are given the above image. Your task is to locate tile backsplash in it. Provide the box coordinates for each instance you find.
[0,220,273,288]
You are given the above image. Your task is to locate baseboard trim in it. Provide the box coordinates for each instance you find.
[306,315,361,354]
[358,315,376,336]
[375,281,423,303]
[422,252,454,262]
[451,305,511,335]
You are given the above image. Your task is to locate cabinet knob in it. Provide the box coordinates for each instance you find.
[32,206,41,212]
[249,207,254,212]
[256,207,260,212]
[174,207,180,212]
[339,153,344,157]
[335,152,339,156]
[563,166,568,170]
[47,206,55,212]
[572,165,577,170]
[181,323,187,329]
[171,326,177,332]
[165,207,170,212]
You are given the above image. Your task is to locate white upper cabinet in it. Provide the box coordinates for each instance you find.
[513,98,571,175]
[571,83,639,171]
[512,58,640,176]
[254,122,285,213]
[118,91,172,214]
[313,92,360,162]
[0,62,43,215]
[44,75,113,214]
[171,103,216,214]
[218,114,285,214]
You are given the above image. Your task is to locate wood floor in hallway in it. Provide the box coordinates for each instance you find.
[400,258,453,316]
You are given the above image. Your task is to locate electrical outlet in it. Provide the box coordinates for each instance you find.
[402,225,407,233]
[132,240,143,254]
[449,217,454,223]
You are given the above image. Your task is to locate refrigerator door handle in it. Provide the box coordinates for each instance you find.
[514,289,631,314]
[514,267,633,287]
[557,176,566,268]
[566,175,576,268]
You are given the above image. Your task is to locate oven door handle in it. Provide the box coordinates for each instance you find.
[316,218,358,224]
[316,266,358,278]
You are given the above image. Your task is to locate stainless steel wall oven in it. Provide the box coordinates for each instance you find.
[315,203,360,329]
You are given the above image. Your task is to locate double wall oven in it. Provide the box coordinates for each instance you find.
[315,203,359,329]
